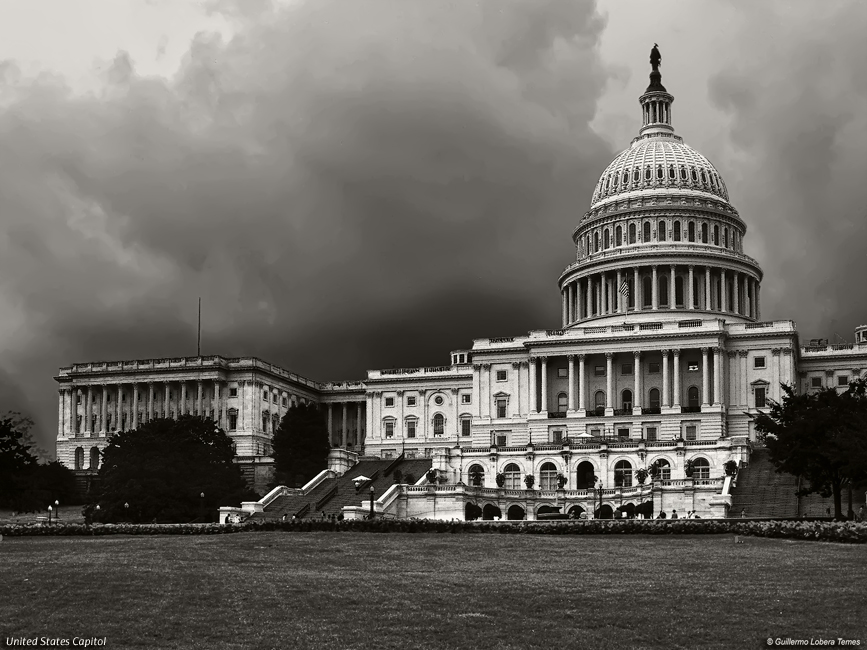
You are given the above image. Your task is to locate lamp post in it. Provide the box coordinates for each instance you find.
[200,492,205,523]
[95,504,100,524]
[124,502,130,523]
[369,485,375,519]
[55,500,60,521]
[598,481,604,520]
[47,505,53,524]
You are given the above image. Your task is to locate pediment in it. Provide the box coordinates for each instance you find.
[750,379,770,386]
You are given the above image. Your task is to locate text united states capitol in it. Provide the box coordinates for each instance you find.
[5,638,107,647]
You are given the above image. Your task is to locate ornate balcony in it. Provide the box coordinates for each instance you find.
[681,406,701,413]
[548,411,567,419]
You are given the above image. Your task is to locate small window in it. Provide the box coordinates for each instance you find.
[643,221,651,242]
[837,376,849,387]
[496,399,507,419]
[262,390,268,400]
[701,223,708,243]
[617,427,630,437]
[649,388,660,409]
[656,167,663,180]
[407,396,417,407]
[658,221,667,242]
[644,167,651,181]
[406,420,416,438]
[687,362,699,372]
[594,366,605,377]
[688,221,696,242]
[385,397,395,407]
[755,388,766,408]
[754,357,766,369]
[551,430,564,443]
[649,362,660,374]
[557,393,568,412]
[557,368,568,378]
[229,388,238,398]
[384,421,394,438]
[622,364,633,375]
[646,426,657,442]
[673,221,681,241]
[461,394,471,404]
[282,396,288,407]
[496,434,508,447]
[810,377,823,388]
[434,395,444,406]
[685,425,697,441]
[496,370,507,381]
[680,166,688,180]
[461,418,471,437]
[228,410,238,431]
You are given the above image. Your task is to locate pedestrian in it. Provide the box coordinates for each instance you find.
[657,511,666,519]
[857,505,864,523]
[741,509,746,518]
[671,509,678,519]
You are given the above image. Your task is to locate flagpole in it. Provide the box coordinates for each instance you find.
[197,297,202,357]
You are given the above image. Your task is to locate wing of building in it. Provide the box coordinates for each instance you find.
[55,49,867,518]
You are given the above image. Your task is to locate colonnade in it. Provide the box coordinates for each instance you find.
[561,265,760,326]
[326,401,366,449]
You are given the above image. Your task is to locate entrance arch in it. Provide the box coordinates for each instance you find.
[465,503,482,521]
[576,461,595,489]
[507,505,525,521]
[567,505,585,519]
[482,504,502,520]
[595,504,614,519]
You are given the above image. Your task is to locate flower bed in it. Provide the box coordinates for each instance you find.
[1,519,865,543]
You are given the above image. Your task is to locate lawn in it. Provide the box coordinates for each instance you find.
[1,532,864,649]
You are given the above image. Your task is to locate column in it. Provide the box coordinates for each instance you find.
[472,364,482,417]
[600,273,607,315]
[100,385,108,435]
[705,267,711,310]
[732,271,740,315]
[342,403,348,448]
[180,382,187,416]
[213,381,221,426]
[132,383,139,429]
[578,355,587,412]
[562,290,568,327]
[605,352,614,412]
[720,269,727,313]
[743,275,750,318]
[116,385,122,431]
[586,277,593,318]
[739,350,749,406]
[688,266,695,310]
[633,351,642,413]
[327,403,334,441]
[356,402,363,446]
[756,282,762,320]
[529,358,537,413]
[661,350,670,408]
[669,265,676,309]
[673,350,681,408]
[575,282,582,321]
[634,267,641,311]
[567,355,576,412]
[85,386,93,433]
[616,269,623,313]
[728,351,738,408]
[148,382,155,422]
[486,364,493,416]
[596,275,602,315]
[651,266,658,310]
[164,382,171,418]
[772,349,782,401]
[197,380,204,416]
[569,285,576,324]
[540,357,548,413]
[713,347,723,406]
[701,348,710,407]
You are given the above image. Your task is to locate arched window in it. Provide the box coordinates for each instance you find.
[262,411,270,433]
[228,408,238,431]
[75,447,84,470]
[621,389,633,411]
[614,460,633,488]
[503,463,521,490]
[642,276,653,307]
[603,229,610,249]
[673,221,681,241]
[615,225,622,246]
[648,388,660,410]
[658,221,667,242]
[557,392,568,413]
[89,446,99,469]
[668,166,676,180]
[659,276,669,306]
[724,227,729,248]
[700,169,708,184]
[701,223,708,243]
[643,221,651,242]
[680,166,688,180]
[713,224,719,245]
[688,386,700,409]
[628,223,636,244]
[623,171,629,185]
[433,413,445,437]
[688,221,696,242]
[576,461,595,489]
[656,166,663,180]
[644,166,651,181]
[272,414,280,432]
[675,276,684,307]
[655,458,671,480]
[594,390,605,415]
[468,463,485,486]
[612,174,618,188]
[692,457,711,480]
[633,168,640,183]
[594,231,600,252]
[586,236,591,256]
[539,462,558,490]
[691,168,698,182]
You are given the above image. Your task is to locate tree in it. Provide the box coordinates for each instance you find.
[86,416,256,523]
[271,403,330,488]
[754,378,867,520]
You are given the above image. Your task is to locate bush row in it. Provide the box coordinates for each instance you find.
[2,518,866,543]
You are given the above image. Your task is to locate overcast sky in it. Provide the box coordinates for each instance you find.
[1,0,865,456]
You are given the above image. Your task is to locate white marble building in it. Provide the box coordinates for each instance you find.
[57,51,866,516]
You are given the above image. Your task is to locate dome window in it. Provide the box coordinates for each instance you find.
[628,223,636,244]
[691,168,698,182]
[656,166,664,180]
[623,171,630,185]
[605,176,610,191]
[700,170,708,184]
[680,167,688,180]
[604,229,611,249]
[643,221,651,242]
[633,169,640,183]
[615,225,623,247]
[713,225,720,246]
[594,232,600,252]
[658,221,667,242]
[688,221,696,242]
[669,166,676,180]
[673,221,681,241]
[612,175,618,188]
[644,167,651,181]
[723,228,729,248]
[701,223,708,244]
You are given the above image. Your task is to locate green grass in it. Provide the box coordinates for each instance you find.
[1,533,864,649]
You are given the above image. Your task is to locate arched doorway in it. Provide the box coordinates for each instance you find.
[595,504,613,519]
[614,460,633,487]
[468,464,485,487]
[537,505,559,516]
[74,447,84,470]
[576,461,595,489]
[89,447,100,470]
[621,502,636,519]
[502,463,521,489]
[688,386,700,409]
[539,462,558,490]
[465,503,482,521]
[482,504,502,521]
[567,505,585,519]
[507,505,525,521]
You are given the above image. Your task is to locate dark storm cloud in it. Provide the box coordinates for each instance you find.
[707,1,867,340]
[0,0,614,453]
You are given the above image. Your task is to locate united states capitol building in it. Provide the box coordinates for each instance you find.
[55,49,866,519]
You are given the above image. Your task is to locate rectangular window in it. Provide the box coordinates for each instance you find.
[646,426,657,442]
[590,428,602,437]
[385,421,394,438]
[622,364,633,375]
[77,394,82,404]
[754,356,766,369]
[461,419,471,437]
[229,388,238,397]
[551,430,563,443]
[687,362,699,372]
[810,377,822,388]
[594,366,605,376]
[496,399,507,419]
[263,390,268,400]
[404,395,416,407]
[617,427,630,438]
[837,376,849,387]
[649,362,660,374]
[406,420,416,438]
[496,370,507,381]
[685,425,697,441]
[383,450,395,459]
[385,397,395,407]
[755,387,766,408]
[282,397,288,407]
[557,368,568,378]
[461,394,471,404]
[495,434,507,447]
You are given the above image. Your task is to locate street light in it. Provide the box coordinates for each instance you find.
[369,486,375,519]
[598,481,604,520]
[47,505,53,524]
[55,500,60,520]
[95,505,100,524]
[200,492,205,523]
[124,502,130,523]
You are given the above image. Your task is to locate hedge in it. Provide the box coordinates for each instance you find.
[1,519,865,543]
